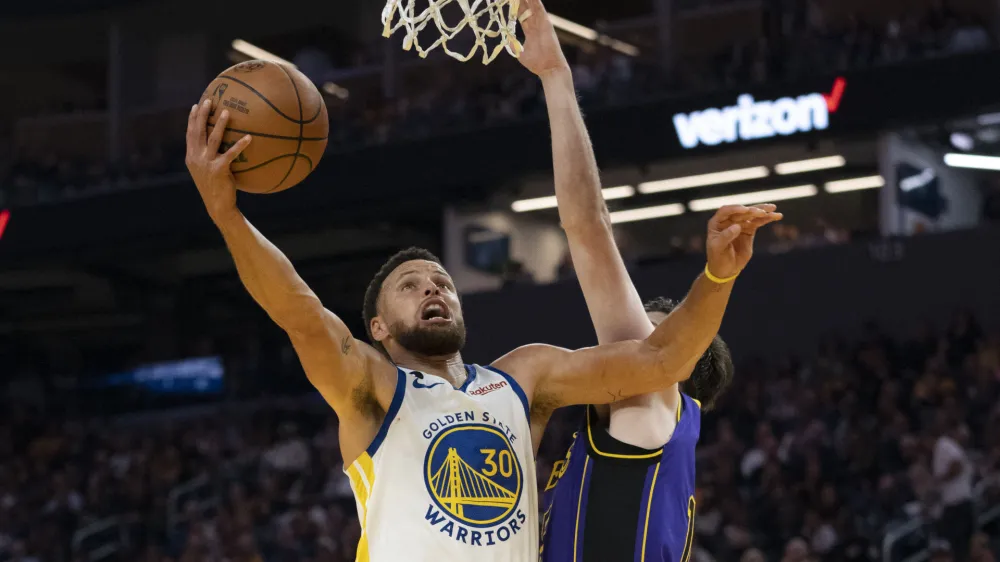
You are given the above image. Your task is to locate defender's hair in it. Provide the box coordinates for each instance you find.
[644,297,735,411]
[363,247,443,357]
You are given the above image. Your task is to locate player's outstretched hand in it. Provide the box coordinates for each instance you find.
[185,99,252,223]
[705,204,783,280]
[515,0,570,78]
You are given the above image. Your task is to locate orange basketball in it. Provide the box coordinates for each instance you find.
[199,60,329,194]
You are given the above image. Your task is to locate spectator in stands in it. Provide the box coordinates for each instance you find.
[933,414,976,562]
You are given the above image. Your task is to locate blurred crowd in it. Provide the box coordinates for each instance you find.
[2,309,999,562]
[0,143,186,206]
[676,311,1000,562]
[0,1,995,206]
[687,0,994,90]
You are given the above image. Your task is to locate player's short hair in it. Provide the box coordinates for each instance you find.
[363,247,443,356]
[644,297,734,411]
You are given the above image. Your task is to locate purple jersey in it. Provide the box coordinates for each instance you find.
[540,393,701,562]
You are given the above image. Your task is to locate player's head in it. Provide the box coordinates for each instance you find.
[363,247,466,359]
[644,297,734,410]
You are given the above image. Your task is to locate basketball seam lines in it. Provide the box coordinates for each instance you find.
[233,153,314,175]
[302,97,324,125]
[268,64,305,194]
[207,122,327,142]
[219,74,312,124]
[234,153,314,175]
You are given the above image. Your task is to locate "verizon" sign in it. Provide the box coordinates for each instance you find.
[673,78,846,149]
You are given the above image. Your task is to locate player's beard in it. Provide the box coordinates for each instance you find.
[392,319,467,357]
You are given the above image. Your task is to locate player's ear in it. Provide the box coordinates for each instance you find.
[370,315,390,344]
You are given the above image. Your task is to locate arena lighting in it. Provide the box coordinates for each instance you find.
[638,166,769,194]
[949,132,974,152]
[943,153,1000,171]
[0,209,8,241]
[688,185,818,212]
[547,14,640,57]
[824,175,885,193]
[511,185,635,212]
[231,40,297,67]
[231,40,350,101]
[609,203,685,224]
[976,113,1000,126]
[322,82,350,100]
[774,155,846,175]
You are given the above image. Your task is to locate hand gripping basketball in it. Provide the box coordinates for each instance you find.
[704,204,784,281]
[185,99,252,223]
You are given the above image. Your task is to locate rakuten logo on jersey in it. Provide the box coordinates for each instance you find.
[469,381,508,397]
[673,77,846,149]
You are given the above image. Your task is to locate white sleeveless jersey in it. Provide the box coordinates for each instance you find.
[344,364,538,562]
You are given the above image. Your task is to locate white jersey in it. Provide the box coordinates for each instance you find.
[345,364,538,562]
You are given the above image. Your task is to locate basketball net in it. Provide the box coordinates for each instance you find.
[382,0,524,64]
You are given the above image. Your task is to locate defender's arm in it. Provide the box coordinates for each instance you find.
[493,271,733,409]
[542,65,653,344]
[493,204,781,410]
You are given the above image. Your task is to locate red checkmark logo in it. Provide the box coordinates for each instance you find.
[0,209,9,241]
[824,77,847,113]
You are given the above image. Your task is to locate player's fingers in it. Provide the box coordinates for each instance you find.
[714,211,758,230]
[518,0,545,23]
[194,99,212,147]
[207,110,230,155]
[709,224,742,249]
[744,212,784,230]
[516,0,530,19]
[222,135,252,165]
[185,104,201,149]
[523,0,544,16]
[708,205,751,230]
[750,203,777,213]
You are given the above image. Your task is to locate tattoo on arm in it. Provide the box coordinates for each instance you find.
[341,335,353,355]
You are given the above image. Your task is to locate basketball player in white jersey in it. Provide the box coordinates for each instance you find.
[182,9,775,560]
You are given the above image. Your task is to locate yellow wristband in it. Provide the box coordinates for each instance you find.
[705,264,739,284]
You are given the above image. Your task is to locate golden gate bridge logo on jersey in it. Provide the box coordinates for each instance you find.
[423,423,527,546]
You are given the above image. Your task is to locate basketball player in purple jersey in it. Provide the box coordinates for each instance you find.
[515,2,783,560]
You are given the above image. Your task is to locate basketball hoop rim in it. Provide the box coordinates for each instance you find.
[381,0,526,64]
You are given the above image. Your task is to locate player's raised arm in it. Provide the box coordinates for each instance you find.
[494,205,781,410]
[518,0,650,344]
[184,100,396,427]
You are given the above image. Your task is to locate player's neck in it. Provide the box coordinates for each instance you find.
[393,350,467,388]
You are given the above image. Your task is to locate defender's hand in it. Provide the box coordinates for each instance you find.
[185,99,252,223]
[705,204,783,280]
[516,0,570,78]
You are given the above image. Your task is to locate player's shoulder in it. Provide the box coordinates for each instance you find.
[492,344,568,380]
[490,344,569,409]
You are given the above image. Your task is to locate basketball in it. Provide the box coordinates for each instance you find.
[199,60,329,194]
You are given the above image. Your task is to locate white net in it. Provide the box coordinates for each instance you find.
[381,0,524,64]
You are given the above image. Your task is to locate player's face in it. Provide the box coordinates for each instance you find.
[376,260,466,356]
